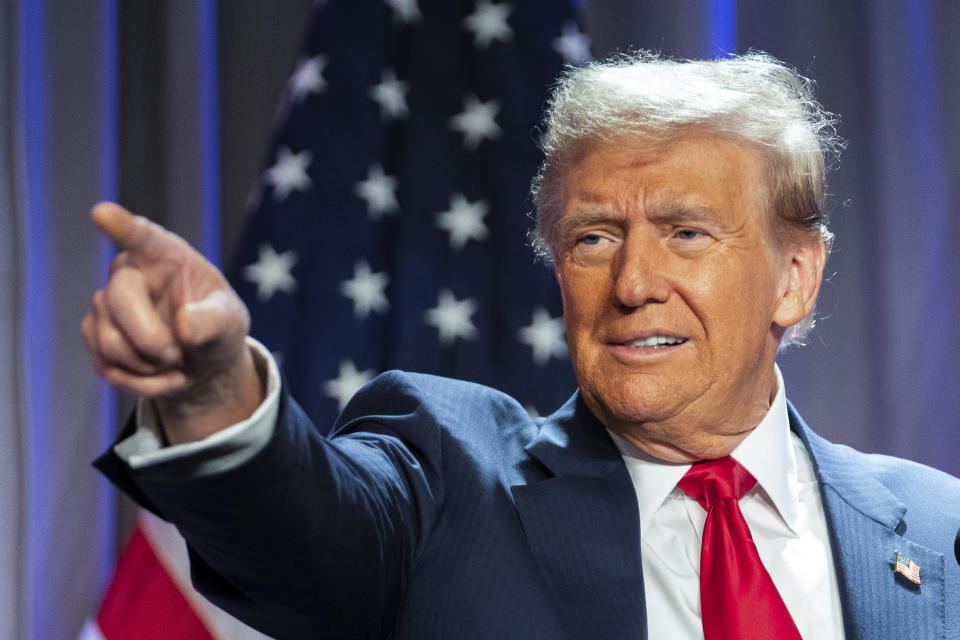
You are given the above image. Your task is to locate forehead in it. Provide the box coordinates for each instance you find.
[562,135,769,220]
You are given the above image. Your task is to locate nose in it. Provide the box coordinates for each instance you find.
[612,232,671,309]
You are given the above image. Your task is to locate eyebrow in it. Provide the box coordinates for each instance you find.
[558,199,722,239]
[645,201,722,225]
[557,209,624,239]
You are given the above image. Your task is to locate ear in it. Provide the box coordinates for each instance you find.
[772,238,825,328]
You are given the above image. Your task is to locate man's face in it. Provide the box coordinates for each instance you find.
[554,135,820,462]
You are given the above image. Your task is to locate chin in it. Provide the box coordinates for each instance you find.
[584,383,687,428]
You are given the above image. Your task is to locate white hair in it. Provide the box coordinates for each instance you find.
[530,51,843,347]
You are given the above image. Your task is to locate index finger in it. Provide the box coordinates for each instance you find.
[91,201,181,261]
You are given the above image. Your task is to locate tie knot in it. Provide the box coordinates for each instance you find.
[677,456,757,510]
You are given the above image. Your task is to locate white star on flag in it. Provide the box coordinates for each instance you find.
[323,360,376,411]
[288,55,328,103]
[436,193,489,249]
[369,68,409,120]
[425,289,478,345]
[355,164,399,219]
[243,244,298,301]
[340,261,390,318]
[463,1,513,49]
[518,307,567,365]
[553,22,591,64]
[383,0,420,25]
[450,95,501,149]
[265,147,312,201]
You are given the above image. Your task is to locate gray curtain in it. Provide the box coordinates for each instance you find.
[587,2,960,475]
[3,1,959,638]
[1,1,310,637]
[2,2,117,639]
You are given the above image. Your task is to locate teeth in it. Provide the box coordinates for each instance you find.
[627,335,686,348]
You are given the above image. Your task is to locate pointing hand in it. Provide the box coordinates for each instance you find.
[82,202,263,443]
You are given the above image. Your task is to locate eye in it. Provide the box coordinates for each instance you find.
[567,231,616,264]
[674,228,702,240]
[666,226,713,255]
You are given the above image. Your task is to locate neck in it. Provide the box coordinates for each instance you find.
[603,370,779,464]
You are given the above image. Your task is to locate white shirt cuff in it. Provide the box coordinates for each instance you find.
[112,337,281,476]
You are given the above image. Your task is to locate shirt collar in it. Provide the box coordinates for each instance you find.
[608,364,801,536]
[730,365,801,535]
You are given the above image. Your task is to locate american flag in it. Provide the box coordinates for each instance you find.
[893,550,921,585]
[230,0,590,429]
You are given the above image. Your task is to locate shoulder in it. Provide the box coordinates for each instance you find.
[333,370,541,446]
[804,426,960,502]
[849,448,960,504]
[791,403,960,500]
[795,409,960,545]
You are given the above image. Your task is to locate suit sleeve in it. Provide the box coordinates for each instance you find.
[112,337,281,476]
[94,370,446,640]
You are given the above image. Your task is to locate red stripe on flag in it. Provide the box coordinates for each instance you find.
[96,525,215,640]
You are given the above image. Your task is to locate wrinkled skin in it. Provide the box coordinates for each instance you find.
[553,135,825,462]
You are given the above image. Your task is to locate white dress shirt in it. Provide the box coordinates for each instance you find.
[608,366,845,639]
[116,347,846,638]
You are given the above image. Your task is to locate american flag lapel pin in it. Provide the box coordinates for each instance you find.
[893,550,922,585]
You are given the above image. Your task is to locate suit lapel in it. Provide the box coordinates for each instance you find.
[512,394,647,640]
[790,405,946,639]
[510,396,948,639]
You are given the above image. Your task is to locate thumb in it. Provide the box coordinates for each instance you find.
[175,289,250,350]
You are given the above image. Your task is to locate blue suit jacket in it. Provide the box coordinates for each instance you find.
[96,371,960,639]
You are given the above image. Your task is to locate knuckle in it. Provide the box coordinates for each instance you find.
[103,367,144,396]
[107,265,144,293]
[103,368,124,388]
[132,215,162,243]
[82,320,102,357]
[109,252,129,275]
[87,348,107,375]
[97,325,127,361]
[83,315,101,350]
[134,323,170,354]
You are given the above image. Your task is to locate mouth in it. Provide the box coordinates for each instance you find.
[617,334,688,349]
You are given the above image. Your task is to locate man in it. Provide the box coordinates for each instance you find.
[87,53,960,639]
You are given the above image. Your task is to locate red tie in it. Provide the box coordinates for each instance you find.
[677,456,802,640]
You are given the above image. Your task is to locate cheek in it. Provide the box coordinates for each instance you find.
[682,261,771,333]
[557,281,605,362]
[710,265,782,341]
[557,267,603,325]
[561,295,591,353]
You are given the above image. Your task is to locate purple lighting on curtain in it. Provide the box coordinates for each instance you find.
[20,1,53,638]
[904,0,951,465]
[198,0,221,267]
[97,0,119,591]
[707,0,737,57]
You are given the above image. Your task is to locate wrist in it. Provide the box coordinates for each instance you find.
[155,345,266,445]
